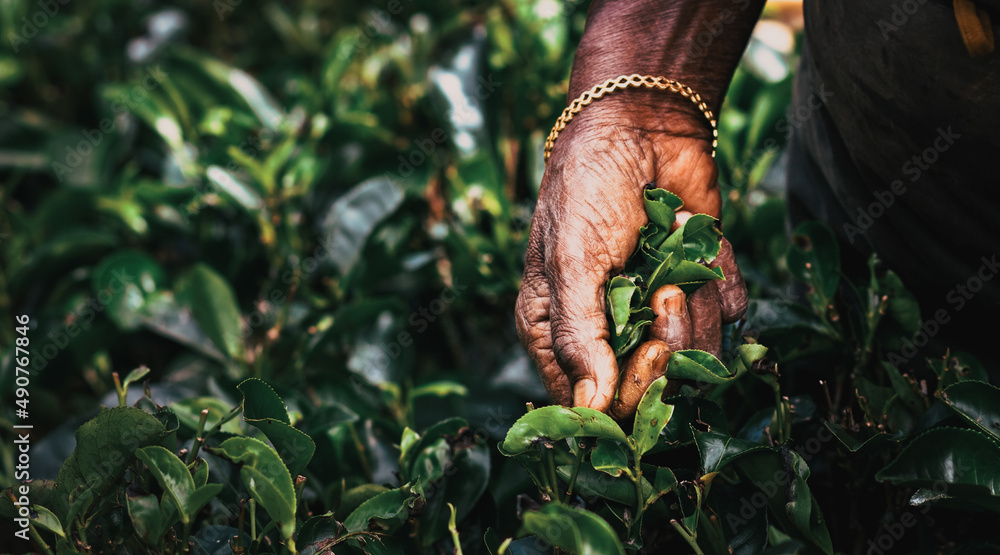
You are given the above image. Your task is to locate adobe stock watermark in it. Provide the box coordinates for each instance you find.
[27,267,137,373]
[337,0,408,59]
[686,0,756,57]
[724,423,836,532]
[212,0,243,20]
[885,252,999,369]
[729,83,833,190]
[176,109,294,225]
[353,281,468,383]
[865,459,972,554]
[843,126,961,244]
[50,65,169,182]
[7,0,72,53]
[877,0,929,41]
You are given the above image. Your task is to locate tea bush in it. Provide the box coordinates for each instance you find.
[1,1,999,553]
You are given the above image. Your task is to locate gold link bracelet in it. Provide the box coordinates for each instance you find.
[543,74,718,162]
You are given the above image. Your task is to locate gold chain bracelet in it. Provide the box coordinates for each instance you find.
[543,74,718,163]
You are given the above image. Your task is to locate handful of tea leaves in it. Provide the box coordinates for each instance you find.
[606,188,725,358]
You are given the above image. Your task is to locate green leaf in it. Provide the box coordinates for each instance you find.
[344,487,413,533]
[403,418,468,478]
[319,176,406,276]
[91,251,168,330]
[675,213,723,263]
[695,430,770,474]
[206,165,264,212]
[632,376,675,456]
[640,251,679,303]
[181,263,245,360]
[591,439,628,477]
[238,378,290,424]
[730,449,833,554]
[663,260,725,291]
[30,505,65,538]
[127,493,176,544]
[416,441,491,547]
[411,380,469,399]
[882,362,926,415]
[877,268,921,335]
[652,396,729,452]
[667,350,742,384]
[941,381,1000,441]
[610,319,652,358]
[557,464,650,506]
[823,421,903,454]
[171,397,242,435]
[120,366,150,392]
[210,437,297,550]
[875,427,1000,496]
[136,446,223,525]
[297,513,340,553]
[500,406,627,456]
[56,407,166,501]
[340,484,390,518]
[242,415,314,475]
[648,466,678,504]
[520,502,625,555]
[607,276,639,336]
[786,222,840,305]
[643,188,682,229]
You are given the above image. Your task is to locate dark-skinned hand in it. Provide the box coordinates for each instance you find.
[514,101,749,419]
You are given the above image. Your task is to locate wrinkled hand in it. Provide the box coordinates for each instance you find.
[515,105,748,418]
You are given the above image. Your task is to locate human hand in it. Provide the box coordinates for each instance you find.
[514,102,748,416]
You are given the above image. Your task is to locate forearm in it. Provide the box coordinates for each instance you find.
[569,0,766,135]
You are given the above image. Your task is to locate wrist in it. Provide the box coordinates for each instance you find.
[568,0,766,120]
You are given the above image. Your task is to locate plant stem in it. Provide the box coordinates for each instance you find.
[347,422,372,483]
[670,520,705,555]
[544,447,561,503]
[28,521,54,555]
[113,372,126,407]
[626,441,645,541]
[202,405,243,442]
[185,408,211,465]
[565,443,586,498]
[250,498,257,541]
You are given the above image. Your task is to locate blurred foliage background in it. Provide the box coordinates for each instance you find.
[9,0,999,554]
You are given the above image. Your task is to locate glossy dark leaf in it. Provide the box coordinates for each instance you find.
[823,421,903,454]
[210,437,297,547]
[500,406,626,456]
[653,396,729,451]
[556,464,653,506]
[91,250,168,331]
[941,381,1000,441]
[127,493,176,545]
[875,427,1000,496]
[181,263,245,360]
[695,430,770,474]
[591,439,628,478]
[667,350,741,384]
[319,176,406,276]
[344,487,413,534]
[520,502,625,555]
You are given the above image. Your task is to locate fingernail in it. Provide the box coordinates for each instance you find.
[574,379,597,408]
[665,291,687,316]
